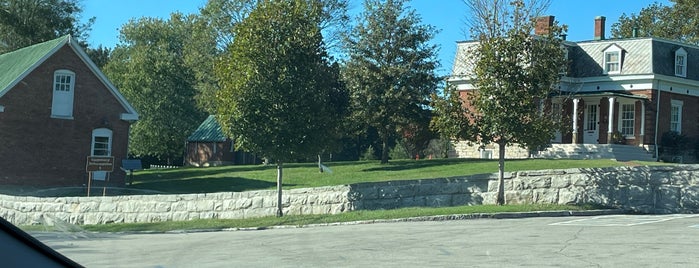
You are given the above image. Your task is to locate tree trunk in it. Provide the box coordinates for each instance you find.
[380,141,389,164]
[276,161,283,217]
[318,154,323,173]
[496,141,506,205]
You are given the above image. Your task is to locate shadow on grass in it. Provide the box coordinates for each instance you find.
[131,176,291,194]
[361,158,494,172]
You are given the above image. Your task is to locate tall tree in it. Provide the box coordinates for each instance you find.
[199,0,348,51]
[430,84,473,158]
[464,0,567,205]
[0,0,94,53]
[215,0,345,217]
[611,0,699,45]
[104,13,216,163]
[85,45,111,69]
[197,0,349,111]
[343,0,440,164]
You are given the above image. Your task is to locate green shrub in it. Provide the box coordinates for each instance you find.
[360,145,378,160]
[610,131,625,144]
[660,131,689,163]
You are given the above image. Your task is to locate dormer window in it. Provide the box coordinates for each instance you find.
[603,44,623,74]
[675,48,687,77]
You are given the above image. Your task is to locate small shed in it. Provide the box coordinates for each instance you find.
[185,115,259,167]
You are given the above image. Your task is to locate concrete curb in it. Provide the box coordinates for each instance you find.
[160,208,630,234]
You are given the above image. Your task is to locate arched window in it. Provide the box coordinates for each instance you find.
[675,48,687,77]
[51,69,75,118]
[91,128,112,156]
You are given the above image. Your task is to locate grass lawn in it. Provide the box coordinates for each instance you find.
[128,158,637,194]
[24,203,601,233]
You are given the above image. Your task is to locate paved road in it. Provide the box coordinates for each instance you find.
[33,214,699,267]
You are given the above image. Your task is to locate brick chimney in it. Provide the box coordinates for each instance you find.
[535,16,555,35]
[594,16,606,40]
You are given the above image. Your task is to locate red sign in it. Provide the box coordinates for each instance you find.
[86,156,115,172]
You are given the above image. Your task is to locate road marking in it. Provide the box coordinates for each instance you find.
[550,214,699,227]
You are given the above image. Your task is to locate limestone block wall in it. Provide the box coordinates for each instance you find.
[0,186,352,225]
[449,141,530,159]
[1,165,698,226]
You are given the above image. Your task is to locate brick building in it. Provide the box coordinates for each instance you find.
[449,16,699,160]
[0,35,138,186]
[185,115,259,167]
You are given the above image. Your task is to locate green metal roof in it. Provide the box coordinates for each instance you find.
[0,35,140,120]
[0,35,69,96]
[188,115,228,142]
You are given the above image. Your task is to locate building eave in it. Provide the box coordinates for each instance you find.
[67,37,140,121]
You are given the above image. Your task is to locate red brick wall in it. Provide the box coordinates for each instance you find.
[0,45,131,186]
[656,91,699,141]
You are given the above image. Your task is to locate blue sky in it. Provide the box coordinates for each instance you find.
[81,0,670,76]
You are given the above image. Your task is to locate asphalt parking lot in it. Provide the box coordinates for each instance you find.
[33,214,699,267]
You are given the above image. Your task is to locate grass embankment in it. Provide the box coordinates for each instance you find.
[69,203,599,232]
[18,159,634,232]
[129,158,636,194]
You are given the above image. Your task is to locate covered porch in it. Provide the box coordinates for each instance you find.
[552,91,651,147]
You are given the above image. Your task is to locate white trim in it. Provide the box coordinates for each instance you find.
[670,99,683,133]
[68,38,139,121]
[603,44,623,74]
[51,69,75,118]
[0,37,69,99]
[675,48,687,78]
[91,128,113,181]
[607,97,615,134]
[572,99,579,134]
[618,102,635,137]
[0,36,139,121]
[91,128,113,156]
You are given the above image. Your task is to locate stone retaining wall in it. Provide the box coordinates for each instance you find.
[0,186,352,225]
[2,165,698,226]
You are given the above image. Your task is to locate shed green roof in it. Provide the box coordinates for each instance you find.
[188,115,228,142]
[0,36,68,95]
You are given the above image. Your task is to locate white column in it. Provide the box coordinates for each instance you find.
[640,101,645,147]
[607,97,615,134]
[572,98,579,134]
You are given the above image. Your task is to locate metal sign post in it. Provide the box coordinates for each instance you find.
[86,156,115,197]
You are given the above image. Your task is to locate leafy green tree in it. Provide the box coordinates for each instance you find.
[343,0,440,164]
[215,0,345,217]
[430,84,472,158]
[85,45,111,69]
[197,0,348,111]
[199,0,348,51]
[464,0,567,205]
[0,0,94,53]
[611,0,699,45]
[104,13,216,163]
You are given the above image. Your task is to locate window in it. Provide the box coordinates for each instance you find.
[91,128,112,156]
[675,48,687,77]
[670,100,683,133]
[603,45,623,74]
[586,104,597,131]
[51,70,75,118]
[620,103,635,136]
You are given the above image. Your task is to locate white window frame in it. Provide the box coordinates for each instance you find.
[619,103,635,137]
[91,128,112,156]
[670,99,683,133]
[603,45,622,74]
[51,69,75,118]
[675,48,687,77]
